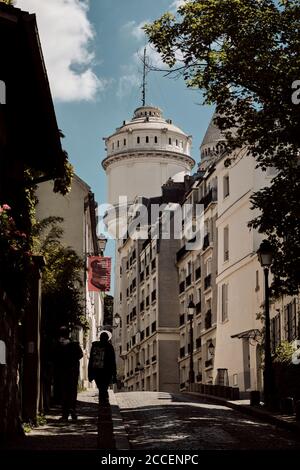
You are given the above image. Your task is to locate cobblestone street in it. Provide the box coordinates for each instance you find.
[115,392,300,450]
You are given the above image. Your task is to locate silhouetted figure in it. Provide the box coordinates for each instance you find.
[55,326,83,421]
[88,331,117,404]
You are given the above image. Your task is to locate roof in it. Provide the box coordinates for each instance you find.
[201,111,225,148]
[0,2,66,178]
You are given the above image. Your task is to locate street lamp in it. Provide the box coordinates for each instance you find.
[187,300,196,386]
[97,234,107,255]
[257,239,274,408]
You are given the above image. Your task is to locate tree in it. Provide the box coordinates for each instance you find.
[145,0,300,295]
[32,217,87,335]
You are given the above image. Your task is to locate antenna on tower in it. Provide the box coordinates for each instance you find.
[141,47,148,107]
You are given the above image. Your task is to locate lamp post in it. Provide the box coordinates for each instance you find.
[188,300,196,386]
[97,234,107,255]
[257,239,274,408]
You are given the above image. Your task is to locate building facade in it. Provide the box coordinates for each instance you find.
[36,175,105,388]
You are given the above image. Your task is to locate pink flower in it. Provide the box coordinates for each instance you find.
[2,204,11,211]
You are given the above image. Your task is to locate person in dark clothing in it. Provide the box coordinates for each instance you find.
[88,331,117,404]
[55,326,83,421]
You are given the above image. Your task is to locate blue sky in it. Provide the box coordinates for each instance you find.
[16,0,214,289]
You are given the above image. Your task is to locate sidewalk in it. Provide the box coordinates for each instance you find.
[2,389,129,452]
[184,392,300,434]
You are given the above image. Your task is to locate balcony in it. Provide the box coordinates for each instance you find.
[203,234,210,250]
[204,274,211,290]
[186,274,192,287]
[176,245,188,262]
[196,302,201,314]
[179,346,185,358]
[145,359,150,366]
[195,267,201,280]
[179,314,185,326]
[179,281,185,294]
[205,310,212,329]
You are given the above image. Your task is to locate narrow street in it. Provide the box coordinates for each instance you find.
[115,392,300,450]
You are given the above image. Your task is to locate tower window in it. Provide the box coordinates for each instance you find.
[154,136,158,144]
[124,138,127,146]
[176,139,178,146]
[137,136,140,144]
[112,142,115,150]
[117,140,120,148]
[168,137,172,145]
[146,136,149,143]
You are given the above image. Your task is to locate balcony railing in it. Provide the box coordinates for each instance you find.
[204,274,211,290]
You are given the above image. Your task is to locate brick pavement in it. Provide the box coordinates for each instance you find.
[115,391,300,450]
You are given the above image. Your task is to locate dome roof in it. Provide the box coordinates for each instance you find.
[109,105,189,138]
[201,111,225,148]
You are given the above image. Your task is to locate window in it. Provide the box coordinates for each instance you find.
[168,137,172,145]
[284,300,297,341]
[224,226,229,261]
[206,258,212,276]
[255,270,260,291]
[112,142,115,150]
[176,139,178,146]
[154,136,158,143]
[146,136,149,143]
[137,136,140,144]
[124,138,127,146]
[223,174,230,198]
[117,140,120,147]
[221,284,228,322]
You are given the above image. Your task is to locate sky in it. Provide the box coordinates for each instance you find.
[15,0,214,289]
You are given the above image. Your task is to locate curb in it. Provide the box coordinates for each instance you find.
[109,391,130,450]
[183,392,300,435]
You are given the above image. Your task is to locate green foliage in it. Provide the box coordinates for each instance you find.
[145,0,300,296]
[273,340,295,364]
[33,217,87,333]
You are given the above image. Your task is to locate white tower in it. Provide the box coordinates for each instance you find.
[102,105,195,205]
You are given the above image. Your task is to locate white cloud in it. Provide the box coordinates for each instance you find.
[122,19,149,42]
[170,0,187,12]
[16,0,106,102]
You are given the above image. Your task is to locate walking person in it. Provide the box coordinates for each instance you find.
[88,331,117,404]
[55,326,83,422]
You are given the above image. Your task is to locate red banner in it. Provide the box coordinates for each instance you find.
[88,256,111,292]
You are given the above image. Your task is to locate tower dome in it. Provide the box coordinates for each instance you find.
[102,105,195,205]
[200,112,226,170]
